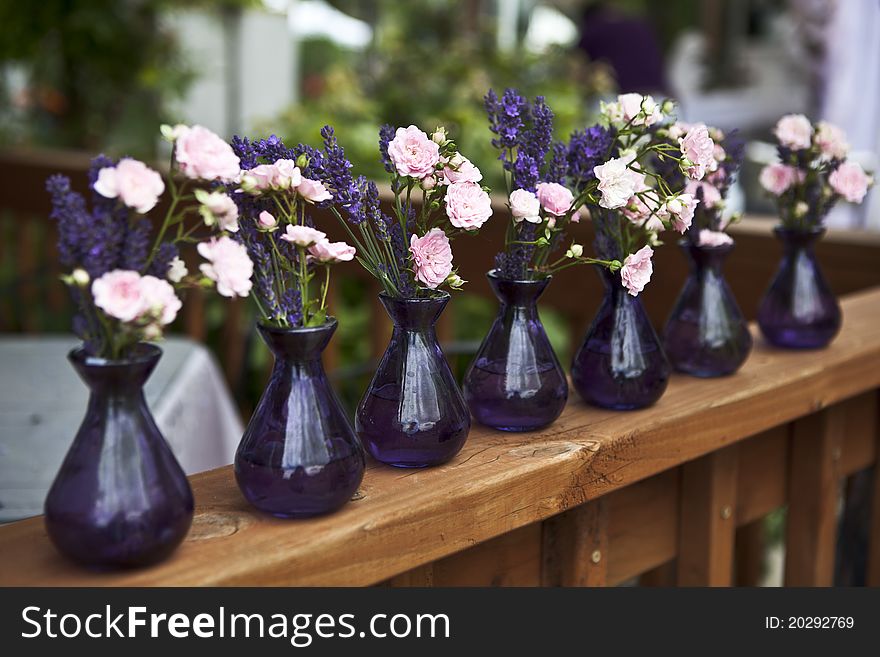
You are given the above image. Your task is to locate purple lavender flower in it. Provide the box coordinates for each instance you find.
[545,142,568,185]
[379,124,397,175]
[567,125,615,190]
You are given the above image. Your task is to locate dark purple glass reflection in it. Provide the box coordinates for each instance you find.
[235,319,365,518]
[44,345,193,569]
[571,267,670,410]
[663,241,752,377]
[356,292,470,468]
[463,271,567,431]
[757,227,841,349]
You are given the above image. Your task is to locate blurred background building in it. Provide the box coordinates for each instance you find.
[2,0,877,225]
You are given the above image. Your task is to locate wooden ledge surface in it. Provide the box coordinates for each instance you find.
[1,288,879,587]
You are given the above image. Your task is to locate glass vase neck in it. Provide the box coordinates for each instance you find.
[488,269,551,306]
[682,240,733,271]
[258,319,337,361]
[69,344,161,393]
[775,225,826,249]
[379,292,449,329]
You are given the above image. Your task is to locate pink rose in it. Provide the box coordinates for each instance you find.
[94,158,165,214]
[198,236,253,298]
[139,275,182,326]
[622,184,659,224]
[269,159,302,190]
[241,164,276,193]
[92,270,146,322]
[409,228,453,289]
[759,163,802,195]
[618,93,663,126]
[679,124,715,180]
[297,178,333,203]
[280,224,327,247]
[309,240,356,263]
[814,121,849,160]
[444,181,492,230]
[196,190,239,232]
[442,153,482,184]
[536,182,575,217]
[664,193,699,233]
[175,125,240,182]
[698,230,734,248]
[643,216,665,233]
[387,125,441,179]
[594,157,645,209]
[685,180,722,209]
[509,188,541,223]
[829,161,871,203]
[619,245,654,297]
[773,114,812,151]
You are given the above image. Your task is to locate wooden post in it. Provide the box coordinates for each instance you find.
[867,391,880,586]
[541,499,608,587]
[677,446,738,586]
[734,519,765,586]
[784,407,844,586]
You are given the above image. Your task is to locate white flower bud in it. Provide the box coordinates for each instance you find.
[420,175,437,191]
[566,243,584,258]
[432,127,448,145]
[71,268,90,287]
[794,201,809,218]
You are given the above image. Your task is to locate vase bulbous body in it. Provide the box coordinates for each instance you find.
[571,268,671,410]
[463,271,567,431]
[356,292,470,468]
[44,345,194,568]
[663,241,752,377]
[757,227,841,349]
[235,319,365,518]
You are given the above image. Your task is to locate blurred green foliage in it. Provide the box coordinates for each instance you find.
[270,0,614,189]
[0,0,252,157]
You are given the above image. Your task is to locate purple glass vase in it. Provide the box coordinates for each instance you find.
[663,241,752,377]
[757,226,841,349]
[571,267,671,410]
[44,345,193,568]
[463,270,567,431]
[235,319,365,518]
[356,292,470,468]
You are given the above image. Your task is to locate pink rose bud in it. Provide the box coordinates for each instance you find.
[258,211,278,229]
[420,175,437,191]
[698,230,734,248]
[679,124,715,181]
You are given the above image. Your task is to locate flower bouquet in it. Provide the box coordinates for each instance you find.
[659,125,754,376]
[225,127,365,516]
[332,123,492,467]
[757,114,873,348]
[564,93,718,409]
[44,123,246,567]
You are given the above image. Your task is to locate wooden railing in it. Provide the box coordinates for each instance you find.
[0,287,878,586]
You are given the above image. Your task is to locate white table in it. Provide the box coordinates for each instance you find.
[0,336,243,522]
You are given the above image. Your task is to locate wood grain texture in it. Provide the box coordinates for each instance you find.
[784,408,845,586]
[541,499,608,586]
[1,288,879,587]
[677,447,739,586]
